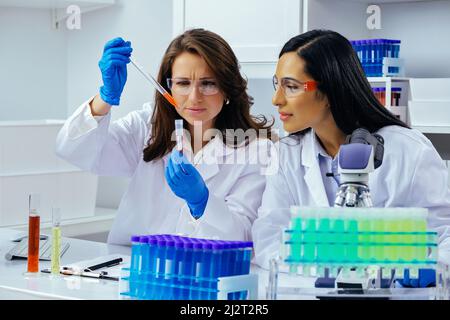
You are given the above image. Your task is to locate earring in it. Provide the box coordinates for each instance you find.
[225,99,230,105]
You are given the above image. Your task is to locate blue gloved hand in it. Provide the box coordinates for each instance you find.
[165,150,209,219]
[98,37,132,106]
[398,268,436,288]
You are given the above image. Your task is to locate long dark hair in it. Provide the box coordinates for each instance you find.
[143,28,273,162]
[279,29,409,137]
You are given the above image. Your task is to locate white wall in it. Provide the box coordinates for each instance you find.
[66,0,173,121]
[1,1,173,209]
[374,0,450,78]
[306,0,370,40]
[65,0,173,208]
[0,7,67,121]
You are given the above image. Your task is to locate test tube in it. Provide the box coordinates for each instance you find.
[190,239,203,300]
[199,240,212,300]
[346,210,359,264]
[129,235,141,297]
[164,235,176,300]
[175,119,184,152]
[239,241,253,300]
[50,208,61,275]
[147,236,158,299]
[209,241,224,300]
[332,209,345,264]
[138,236,149,299]
[27,193,41,274]
[155,236,168,299]
[317,208,330,265]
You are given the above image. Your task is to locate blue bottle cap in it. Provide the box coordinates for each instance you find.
[211,241,224,250]
[131,235,140,242]
[392,87,402,91]
[182,238,193,249]
[149,237,158,245]
[164,236,175,247]
[175,239,184,248]
[202,240,213,250]
[193,241,203,249]
[157,236,167,246]
[222,241,231,249]
[139,236,149,243]
[245,241,254,248]
[230,241,241,249]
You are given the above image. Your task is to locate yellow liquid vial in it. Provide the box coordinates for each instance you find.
[51,227,61,275]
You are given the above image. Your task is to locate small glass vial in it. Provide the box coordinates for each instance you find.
[51,208,62,275]
[27,193,41,274]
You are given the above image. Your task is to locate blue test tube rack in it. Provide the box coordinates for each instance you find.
[120,235,257,300]
[350,39,403,77]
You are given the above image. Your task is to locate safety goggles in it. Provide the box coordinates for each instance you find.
[272,75,317,98]
[166,78,220,96]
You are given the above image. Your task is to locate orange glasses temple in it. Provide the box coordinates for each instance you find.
[304,81,318,91]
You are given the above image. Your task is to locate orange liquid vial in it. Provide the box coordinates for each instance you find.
[27,215,40,273]
[27,194,41,273]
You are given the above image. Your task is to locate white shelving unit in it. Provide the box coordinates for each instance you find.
[172,0,302,78]
[368,77,410,108]
[0,0,115,28]
[0,120,98,227]
[367,77,410,124]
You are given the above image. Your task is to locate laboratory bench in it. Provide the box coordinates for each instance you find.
[0,228,447,300]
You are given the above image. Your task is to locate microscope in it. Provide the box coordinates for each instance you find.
[333,128,384,208]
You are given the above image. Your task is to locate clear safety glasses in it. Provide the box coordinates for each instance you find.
[166,78,220,96]
[272,75,318,98]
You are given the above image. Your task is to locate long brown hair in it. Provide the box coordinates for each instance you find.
[143,28,273,162]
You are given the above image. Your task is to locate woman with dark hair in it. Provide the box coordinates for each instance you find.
[56,29,273,245]
[252,30,450,280]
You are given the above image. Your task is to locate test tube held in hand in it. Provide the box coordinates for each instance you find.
[27,194,41,273]
[175,119,184,153]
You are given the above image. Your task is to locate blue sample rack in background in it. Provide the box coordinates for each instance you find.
[350,39,403,77]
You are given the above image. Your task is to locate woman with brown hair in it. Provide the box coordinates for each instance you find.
[56,29,274,245]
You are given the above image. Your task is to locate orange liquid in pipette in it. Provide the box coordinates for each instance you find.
[27,215,40,273]
[163,92,178,108]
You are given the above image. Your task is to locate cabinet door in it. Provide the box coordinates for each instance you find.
[173,0,302,65]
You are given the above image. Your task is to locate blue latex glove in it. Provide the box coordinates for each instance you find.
[98,37,132,106]
[164,150,209,219]
[398,268,436,288]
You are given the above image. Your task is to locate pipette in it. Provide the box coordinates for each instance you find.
[130,58,178,108]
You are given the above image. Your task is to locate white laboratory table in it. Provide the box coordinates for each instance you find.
[3,228,441,300]
[1,228,311,300]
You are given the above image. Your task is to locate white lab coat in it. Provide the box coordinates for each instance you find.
[252,126,450,269]
[56,97,271,245]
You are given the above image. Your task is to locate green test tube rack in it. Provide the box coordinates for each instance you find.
[282,207,438,277]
